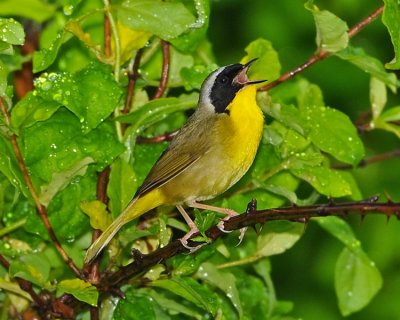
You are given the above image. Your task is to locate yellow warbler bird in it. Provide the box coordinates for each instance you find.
[85,59,265,263]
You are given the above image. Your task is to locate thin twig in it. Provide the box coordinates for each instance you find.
[103,0,120,81]
[136,129,178,144]
[0,97,81,277]
[122,48,144,114]
[260,4,385,92]
[0,253,44,307]
[100,196,400,289]
[103,1,111,58]
[333,149,400,170]
[152,40,170,99]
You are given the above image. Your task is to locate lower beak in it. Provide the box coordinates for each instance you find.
[234,58,267,85]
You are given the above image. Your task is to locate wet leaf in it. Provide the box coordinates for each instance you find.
[118,0,196,40]
[58,279,99,307]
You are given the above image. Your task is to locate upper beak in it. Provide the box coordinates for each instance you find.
[233,58,267,85]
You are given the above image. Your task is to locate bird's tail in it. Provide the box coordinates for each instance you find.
[84,190,165,264]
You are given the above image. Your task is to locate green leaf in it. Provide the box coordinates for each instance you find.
[117,93,197,133]
[114,288,157,320]
[242,38,281,83]
[11,92,61,132]
[370,77,387,120]
[296,78,325,109]
[9,253,51,287]
[39,157,95,207]
[256,221,303,257]
[379,106,400,122]
[57,279,99,307]
[118,0,196,41]
[170,0,210,52]
[80,200,112,231]
[335,248,382,316]
[234,270,271,318]
[258,93,306,135]
[0,278,32,301]
[303,105,364,165]
[34,62,122,132]
[170,245,215,277]
[22,109,123,182]
[0,134,29,197]
[151,277,218,315]
[148,290,200,318]
[291,165,352,197]
[0,60,7,96]
[0,0,56,23]
[197,262,243,318]
[107,158,137,217]
[337,46,399,93]
[34,171,96,242]
[374,118,400,138]
[181,64,218,91]
[33,31,65,73]
[305,1,348,53]
[382,0,400,69]
[0,18,25,45]
[316,216,361,251]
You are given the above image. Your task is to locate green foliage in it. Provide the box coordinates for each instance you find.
[0,0,399,319]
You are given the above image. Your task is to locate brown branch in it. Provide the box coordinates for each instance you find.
[333,149,400,170]
[152,40,170,99]
[0,253,44,308]
[104,1,112,58]
[14,22,38,99]
[0,97,81,277]
[260,4,384,92]
[136,129,178,144]
[122,49,144,114]
[99,196,400,290]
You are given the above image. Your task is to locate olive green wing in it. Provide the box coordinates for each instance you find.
[135,142,208,197]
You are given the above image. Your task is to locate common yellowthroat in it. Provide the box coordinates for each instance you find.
[84,59,265,263]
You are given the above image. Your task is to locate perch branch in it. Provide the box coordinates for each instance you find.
[100,196,400,290]
[0,97,81,277]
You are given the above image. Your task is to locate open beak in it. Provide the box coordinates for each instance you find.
[233,58,267,85]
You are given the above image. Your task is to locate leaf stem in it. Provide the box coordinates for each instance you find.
[0,219,26,237]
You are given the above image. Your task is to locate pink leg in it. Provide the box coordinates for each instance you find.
[176,205,207,252]
[188,201,247,245]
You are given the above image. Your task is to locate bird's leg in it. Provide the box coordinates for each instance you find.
[188,201,247,245]
[176,205,207,253]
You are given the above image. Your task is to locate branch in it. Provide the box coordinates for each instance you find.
[0,97,81,277]
[136,129,178,144]
[152,40,170,99]
[99,196,400,290]
[260,4,384,92]
[122,48,144,114]
[103,0,111,58]
[333,149,400,170]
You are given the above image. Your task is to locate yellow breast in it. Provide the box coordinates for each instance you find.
[213,84,264,190]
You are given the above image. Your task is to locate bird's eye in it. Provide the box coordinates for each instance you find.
[219,76,229,84]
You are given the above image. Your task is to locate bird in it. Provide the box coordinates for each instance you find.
[84,59,265,264]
